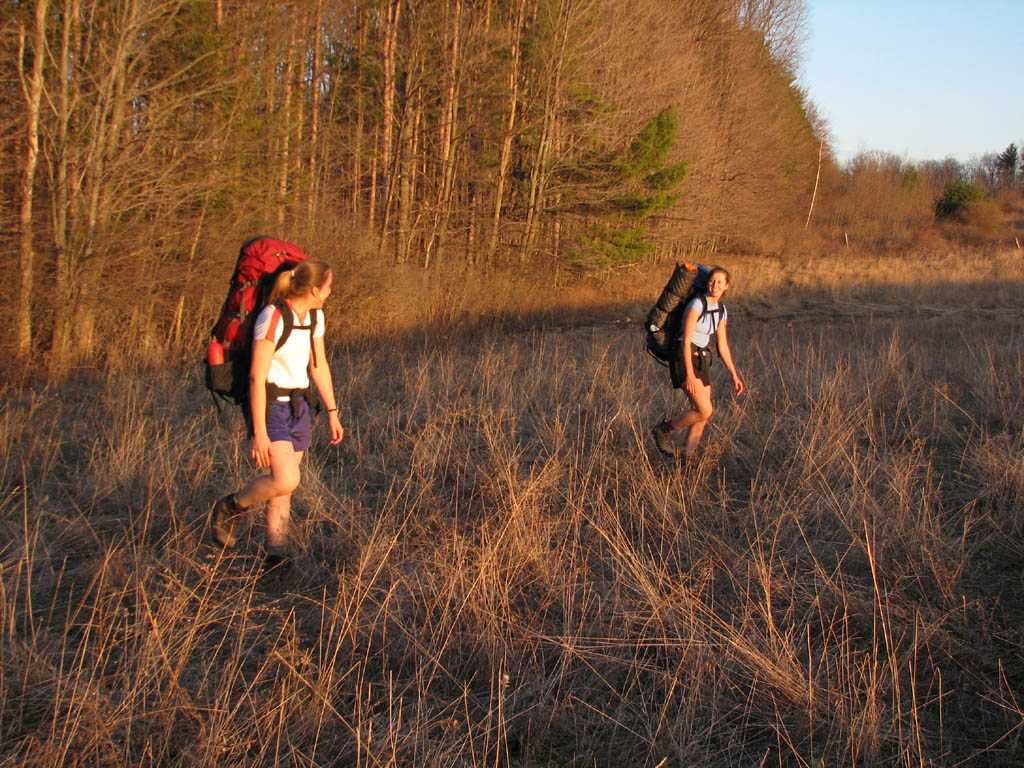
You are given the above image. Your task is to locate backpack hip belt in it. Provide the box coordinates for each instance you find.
[691,344,712,358]
[266,382,320,421]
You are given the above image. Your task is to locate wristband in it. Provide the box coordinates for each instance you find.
[327,408,338,413]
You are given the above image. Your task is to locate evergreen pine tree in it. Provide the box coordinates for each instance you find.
[564,105,689,268]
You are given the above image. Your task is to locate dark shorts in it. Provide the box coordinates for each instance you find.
[670,344,712,389]
[265,398,312,452]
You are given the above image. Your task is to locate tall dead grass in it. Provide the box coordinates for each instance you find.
[3,254,1024,766]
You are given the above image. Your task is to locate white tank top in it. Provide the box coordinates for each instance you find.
[253,302,326,391]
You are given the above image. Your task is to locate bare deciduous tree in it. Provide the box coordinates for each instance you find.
[15,0,49,357]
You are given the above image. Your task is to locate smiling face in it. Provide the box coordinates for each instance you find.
[705,268,730,299]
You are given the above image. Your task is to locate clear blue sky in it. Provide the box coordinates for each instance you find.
[800,0,1024,165]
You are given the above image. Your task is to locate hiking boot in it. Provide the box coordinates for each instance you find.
[210,493,244,548]
[258,549,291,591]
[263,550,289,573]
[651,420,676,458]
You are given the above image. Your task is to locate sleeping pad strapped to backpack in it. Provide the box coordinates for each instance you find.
[205,236,309,405]
[645,261,710,366]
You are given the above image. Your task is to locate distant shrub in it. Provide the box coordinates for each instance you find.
[935,178,988,221]
[820,152,937,247]
[961,199,1002,230]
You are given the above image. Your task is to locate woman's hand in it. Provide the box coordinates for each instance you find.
[685,374,701,398]
[251,431,272,467]
[732,375,745,396]
[328,412,344,445]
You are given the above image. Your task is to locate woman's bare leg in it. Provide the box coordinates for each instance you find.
[229,442,302,556]
[264,448,303,552]
[670,383,713,459]
[235,442,301,507]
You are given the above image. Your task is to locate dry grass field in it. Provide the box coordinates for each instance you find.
[3,249,1024,766]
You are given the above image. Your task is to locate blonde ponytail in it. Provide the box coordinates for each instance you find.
[268,259,331,305]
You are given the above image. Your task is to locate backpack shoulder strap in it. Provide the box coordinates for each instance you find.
[272,301,294,351]
[309,309,320,368]
[708,300,725,332]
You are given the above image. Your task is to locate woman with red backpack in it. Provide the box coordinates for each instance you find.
[209,259,344,572]
[651,266,744,464]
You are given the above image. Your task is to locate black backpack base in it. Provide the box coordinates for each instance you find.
[645,327,675,367]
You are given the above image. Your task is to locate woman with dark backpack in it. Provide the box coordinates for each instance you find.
[651,266,744,463]
[209,259,344,571]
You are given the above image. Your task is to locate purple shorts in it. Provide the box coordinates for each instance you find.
[266,399,312,452]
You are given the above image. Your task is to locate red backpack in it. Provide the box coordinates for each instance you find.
[205,236,309,405]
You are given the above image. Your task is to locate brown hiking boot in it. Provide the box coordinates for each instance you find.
[651,420,676,458]
[210,493,244,548]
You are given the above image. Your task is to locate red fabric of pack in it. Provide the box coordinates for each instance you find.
[213,237,309,352]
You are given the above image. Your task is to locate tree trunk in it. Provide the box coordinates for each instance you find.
[425,0,462,269]
[51,0,79,364]
[396,51,422,264]
[523,1,569,263]
[72,0,143,360]
[378,0,401,249]
[352,3,366,219]
[277,25,298,228]
[805,136,823,229]
[307,0,323,220]
[486,0,526,263]
[369,137,379,228]
[16,0,50,358]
